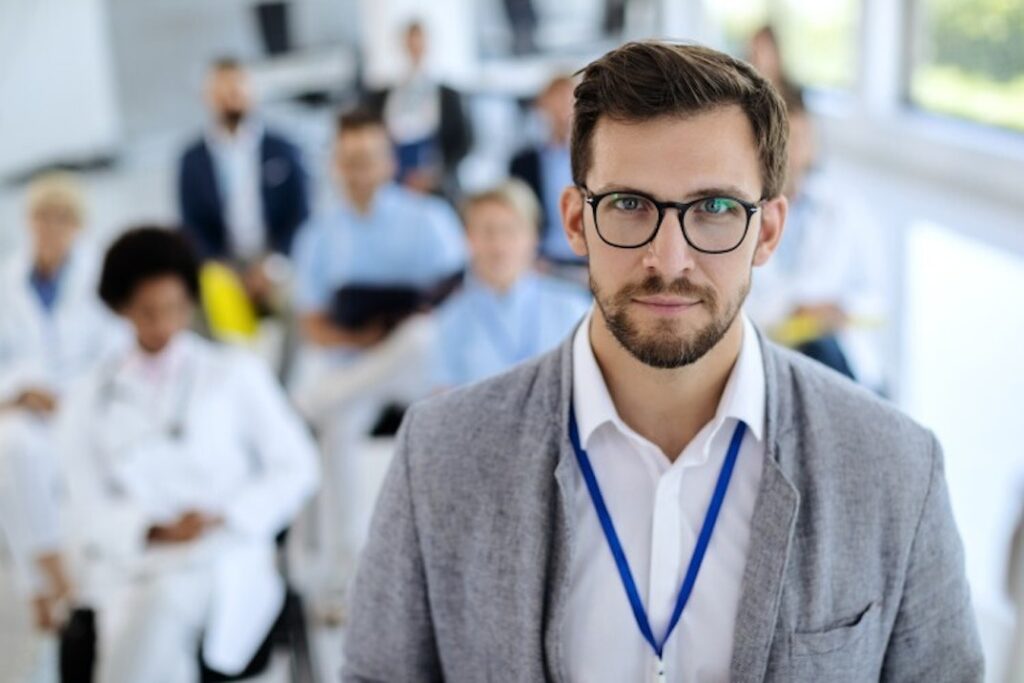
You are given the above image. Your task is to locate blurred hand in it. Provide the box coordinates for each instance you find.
[347,320,390,349]
[31,552,73,631]
[242,260,274,305]
[14,388,58,415]
[793,303,848,334]
[403,168,440,194]
[147,510,221,545]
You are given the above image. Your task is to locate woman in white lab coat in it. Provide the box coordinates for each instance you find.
[0,172,124,637]
[58,226,319,683]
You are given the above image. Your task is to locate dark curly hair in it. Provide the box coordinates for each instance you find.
[98,226,200,311]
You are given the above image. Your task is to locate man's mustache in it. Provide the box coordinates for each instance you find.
[615,275,717,306]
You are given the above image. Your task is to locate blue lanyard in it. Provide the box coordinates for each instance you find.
[569,406,747,663]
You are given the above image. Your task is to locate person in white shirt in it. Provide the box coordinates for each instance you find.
[342,41,980,682]
[58,226,318,683]
[745,86,889,389]
[364,21,473,198]
[0,173,124,639]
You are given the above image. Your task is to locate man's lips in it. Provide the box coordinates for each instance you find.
[632,295,702,308]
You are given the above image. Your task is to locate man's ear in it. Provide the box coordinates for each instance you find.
[752,195,787,267]
[560,186,589,257]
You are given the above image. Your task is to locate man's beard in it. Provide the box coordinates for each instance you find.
[219,108,247,133]
[590,272,747,369]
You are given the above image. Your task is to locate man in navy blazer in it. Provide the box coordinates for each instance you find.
[178,58,309,312]
[510,75,584,272]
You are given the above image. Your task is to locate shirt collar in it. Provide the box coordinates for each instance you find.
[465,270,538,302]
[206,118,263,152]
[122,330,195,384]
[572,308,766,455]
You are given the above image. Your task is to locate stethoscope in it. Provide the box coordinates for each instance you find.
[96,353,197,442]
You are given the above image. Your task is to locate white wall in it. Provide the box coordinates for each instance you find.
[0,0,121,178]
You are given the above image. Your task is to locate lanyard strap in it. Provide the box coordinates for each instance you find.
[569,407,747,659]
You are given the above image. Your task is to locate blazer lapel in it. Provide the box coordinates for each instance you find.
[543,334,579,683]
[728,441,799,682]
[730,338,801,682]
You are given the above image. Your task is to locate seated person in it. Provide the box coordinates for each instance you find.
[289,108,466,614]
[178,57,309,320]
[745,86,888,389]
[0,173,123,641]
[291,107,466,365]
[434,179,590,389]
[510,75,584,273]
[363,21,473,198]
[57,227,319,683]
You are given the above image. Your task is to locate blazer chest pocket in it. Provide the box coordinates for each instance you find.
[791,601,879,657]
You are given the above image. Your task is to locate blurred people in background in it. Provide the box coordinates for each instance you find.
[503,0,538,55]
[746,25,786,89]
[292,108,466,354]
[746,86,888,389]
[0,173,123,645]
[58,227,318,683]
[290,108,465,616]
[178,57,310,318]
[364,21,473,198]
[434,179,590,389]
[510,74,586,276]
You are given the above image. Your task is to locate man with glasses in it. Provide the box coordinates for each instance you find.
[343,41,982,682]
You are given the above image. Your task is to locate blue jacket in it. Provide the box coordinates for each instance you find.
[178,130,310,260]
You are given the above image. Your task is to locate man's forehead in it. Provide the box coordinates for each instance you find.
[586,106,762,198]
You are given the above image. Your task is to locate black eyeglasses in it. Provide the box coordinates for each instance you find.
[580,186,761,253]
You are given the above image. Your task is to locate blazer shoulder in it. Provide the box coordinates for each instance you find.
[180,137,208,164]
[402,349,562,464]
[261,129,301,156]
[768,342,937,475]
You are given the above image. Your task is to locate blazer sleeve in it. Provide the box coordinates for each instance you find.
[509,148,542,204]
[178,145,217,259]
[220,353,319,539]
[342,407,442,682]
[439,85,473,169]
[880,434,985,681]
[262,134,311,256]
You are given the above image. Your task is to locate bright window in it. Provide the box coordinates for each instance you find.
[704,0,860,90]
[909,0,1024,133]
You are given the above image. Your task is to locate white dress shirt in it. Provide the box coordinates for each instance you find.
[746,172,889,388]
[207,122,265,262]
[564,310,766,682]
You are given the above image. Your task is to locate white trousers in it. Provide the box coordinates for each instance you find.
[291,315,436,591]
[0,412,61,595]
[96,562,214,683]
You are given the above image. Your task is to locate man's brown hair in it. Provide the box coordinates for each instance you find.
[336,107,387,135]
[571,41,789,199]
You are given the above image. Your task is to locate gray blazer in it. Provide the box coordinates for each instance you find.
[343,333,983,682]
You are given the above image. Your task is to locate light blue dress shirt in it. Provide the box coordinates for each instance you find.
[434,272,591,388]
[292,184,468,313]
[538,145,580,263]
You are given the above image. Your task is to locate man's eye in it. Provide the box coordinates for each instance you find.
[611,195,646,211]
[699,197,739,215]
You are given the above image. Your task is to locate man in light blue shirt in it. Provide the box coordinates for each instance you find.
[293,109,466,349]
[290,109,467,616]
[434,179,590,389]
[510,75,584,268]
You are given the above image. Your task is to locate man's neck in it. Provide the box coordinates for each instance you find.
[347,189,379,216]
[588,308,744,461]
[33,256,65,281]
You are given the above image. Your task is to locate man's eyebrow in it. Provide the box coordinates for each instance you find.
[589,183,759,203]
